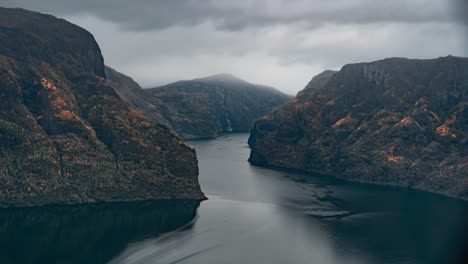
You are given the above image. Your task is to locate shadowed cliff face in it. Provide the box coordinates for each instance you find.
[0,200,200,264]
[0,7,204,207]
[249,57,468,199]
[106,68,292,139]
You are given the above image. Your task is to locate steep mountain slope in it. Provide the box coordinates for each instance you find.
[249,57,468,199]
[105,66,173,130]
[0,7,204,207]
[107,68,291,139]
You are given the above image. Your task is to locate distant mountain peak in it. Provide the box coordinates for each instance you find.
[195,73,247,84]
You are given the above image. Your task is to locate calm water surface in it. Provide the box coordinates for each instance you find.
[0,134,466,264]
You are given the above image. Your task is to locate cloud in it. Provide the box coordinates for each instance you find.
[453,0,468,49]
[65,13,464,94]
[0,0,465,94]
[454,0,468,23]
[67,15,322,93]
[0,0,459,31]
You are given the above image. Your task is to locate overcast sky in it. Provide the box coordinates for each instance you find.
[1,0,467,94]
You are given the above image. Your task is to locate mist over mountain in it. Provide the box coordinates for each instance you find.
[107,67,291,139]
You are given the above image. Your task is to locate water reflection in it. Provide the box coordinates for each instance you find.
[0,200,200,264]
[153,133,465,264]
[1,134,466,264]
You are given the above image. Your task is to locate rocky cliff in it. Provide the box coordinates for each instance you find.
[0,7,204,207]
[249,57,468,199]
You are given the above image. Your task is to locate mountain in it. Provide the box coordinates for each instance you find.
[146,74,292,139]
[107,68,292,139]
[249,56,468,199]
[0,7,204,207]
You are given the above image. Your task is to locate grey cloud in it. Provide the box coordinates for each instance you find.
[270,22,465,68]
[454,0,468,48]
[454,0,468,23]
[0,0,461,31]
[67,13,463,93]
[0,0,464,94]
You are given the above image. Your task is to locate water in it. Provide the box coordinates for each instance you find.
[0,134,466,264]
